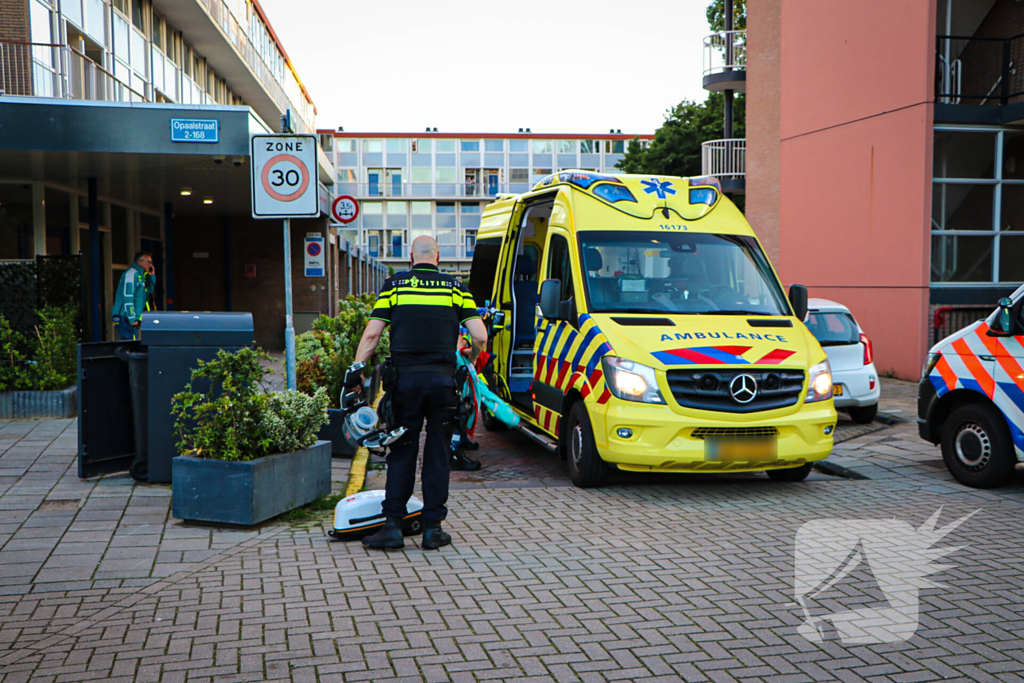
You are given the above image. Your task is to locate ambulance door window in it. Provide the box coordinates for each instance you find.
[547,234,576,326]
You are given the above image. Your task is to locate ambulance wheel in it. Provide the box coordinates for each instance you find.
[941,403,1015,489]
[766,463,813,482]
[566,403,608,488]
[847,404,878,424]
[482,406,506,432]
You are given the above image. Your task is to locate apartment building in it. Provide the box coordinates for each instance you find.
[318,131,654,274]
[0,0,386,348]
[701,0,1024,379]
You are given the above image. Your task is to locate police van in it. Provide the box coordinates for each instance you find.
[918,285,1024,488]
[468,170,837,487]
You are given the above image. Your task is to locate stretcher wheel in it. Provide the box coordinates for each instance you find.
[481,406,506,432]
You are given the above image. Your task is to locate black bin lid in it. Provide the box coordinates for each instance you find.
[139,312,254,347]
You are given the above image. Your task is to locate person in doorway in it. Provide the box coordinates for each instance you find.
[112,251,154,340]
[351,236,487,551]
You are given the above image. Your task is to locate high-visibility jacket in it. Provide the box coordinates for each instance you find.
[113,262,150,324]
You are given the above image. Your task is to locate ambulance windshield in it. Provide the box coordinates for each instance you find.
[579,232,791,316]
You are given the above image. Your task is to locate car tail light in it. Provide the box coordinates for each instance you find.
[860,333,873,365]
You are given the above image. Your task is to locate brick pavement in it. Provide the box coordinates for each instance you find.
[3,378,1024,682]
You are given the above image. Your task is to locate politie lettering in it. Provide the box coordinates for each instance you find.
[659,332,787,343]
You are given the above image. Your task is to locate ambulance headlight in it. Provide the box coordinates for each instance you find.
[602,357,665,404]
[806,360,833,403]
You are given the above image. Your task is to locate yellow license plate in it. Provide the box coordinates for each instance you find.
[833,384,844,396]
[705,438,778,463]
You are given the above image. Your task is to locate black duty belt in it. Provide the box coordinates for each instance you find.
[394,364,456,377]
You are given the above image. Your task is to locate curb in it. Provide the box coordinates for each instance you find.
[345,446,369,496]
[814,460,870,480]
[875,410,908,426]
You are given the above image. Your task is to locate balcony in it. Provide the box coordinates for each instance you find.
[336,182,531,200]
[703,30,746,93]
[0,41,146,102]
[701,138,745,195]
[936,34,1024,106]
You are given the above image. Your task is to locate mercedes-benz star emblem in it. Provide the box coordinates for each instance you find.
[729,374,758,404]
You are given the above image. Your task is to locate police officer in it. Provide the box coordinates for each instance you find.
[352,235,487,551]
[112,251,154,340]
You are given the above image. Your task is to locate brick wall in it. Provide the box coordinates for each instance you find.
[746,0,782,263]
[0,0,33,96]
[0,0,29,42]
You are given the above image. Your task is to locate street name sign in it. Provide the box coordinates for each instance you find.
[250,134,319,219]
[171,119,219,143]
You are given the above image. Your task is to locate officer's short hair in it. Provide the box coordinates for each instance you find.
[134,251,153,264]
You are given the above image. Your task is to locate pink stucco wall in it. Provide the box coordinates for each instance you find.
[774,0,937,379]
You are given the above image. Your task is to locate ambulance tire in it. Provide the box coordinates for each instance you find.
[566,402,609,488]
[847,403,878,424]
[766,463,813,482]
[481,406,506,432]
[941,403,1015,489]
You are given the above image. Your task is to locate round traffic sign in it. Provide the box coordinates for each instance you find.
[332,195,360,224]
[261,153,310,202]
[307,242,322,257]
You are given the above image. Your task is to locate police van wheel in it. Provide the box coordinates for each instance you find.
[566,403,608,488]
[941,404,1015,489]
[481,406,506,432]
[766,463,813,482]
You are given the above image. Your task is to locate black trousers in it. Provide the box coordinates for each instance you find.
[382,372,456,524]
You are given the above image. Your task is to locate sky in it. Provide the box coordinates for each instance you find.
[258,0,713,135]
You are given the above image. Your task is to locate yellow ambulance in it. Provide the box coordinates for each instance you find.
[468,171,836,487]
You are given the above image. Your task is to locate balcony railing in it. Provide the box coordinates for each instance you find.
[936,34,1024,106]
[336,182,532,199]
[703,30,746,91]
[1,40,148,102]
[360,243,475,260]
[701,139,746,178]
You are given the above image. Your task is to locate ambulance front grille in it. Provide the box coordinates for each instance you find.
[666,368,805,413]
[691,426,779,439]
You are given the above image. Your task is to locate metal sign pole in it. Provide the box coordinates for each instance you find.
[283,217,296,390]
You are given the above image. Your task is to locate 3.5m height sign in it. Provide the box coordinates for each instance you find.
[250,134,319,219]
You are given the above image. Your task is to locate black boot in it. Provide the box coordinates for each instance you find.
[462,439,480,451]
[451,449,481,472]
[422,524,452,550]
[362,517,404,550]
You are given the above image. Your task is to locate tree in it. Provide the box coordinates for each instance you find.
[616,92,745,178]
[707,0,746,32]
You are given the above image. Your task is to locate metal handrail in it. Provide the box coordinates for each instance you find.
[935,34,1024,105]
[0,40,147,102]
[701,138,746,178]
[703,30,747,76]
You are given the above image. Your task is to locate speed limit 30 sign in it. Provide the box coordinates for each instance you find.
[250,134,319,219]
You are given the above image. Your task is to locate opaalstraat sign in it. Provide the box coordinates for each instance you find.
[170,118,219,143]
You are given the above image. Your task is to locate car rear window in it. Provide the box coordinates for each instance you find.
[806,311,859,345]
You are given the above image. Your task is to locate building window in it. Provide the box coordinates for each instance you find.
[931,126,1024,284]
[461,203,480,213]
[509,169,529,183]
[386,139,406,153]
[557,140,577,154]
[605,140,625,154]
[484,139,503,152]
[436,140,456,153]
[532,140,552,154]
[363,140,383,153]
[532,169,552,183]
[436,203,456,214]
[336,139,355,152]
[411,168,431,183]
[460,140,480,152]
[510,140,528,153]
[580,140,597,154]
[414,139,431,154]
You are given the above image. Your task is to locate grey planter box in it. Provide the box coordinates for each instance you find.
[0,385,77,419]
[172,441,331,526]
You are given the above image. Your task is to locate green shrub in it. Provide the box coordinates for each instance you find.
[172,347,329,461]
[0,314,32,391]
[32,305,78,391]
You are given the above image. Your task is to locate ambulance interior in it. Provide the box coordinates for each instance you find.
[507,198,552,403]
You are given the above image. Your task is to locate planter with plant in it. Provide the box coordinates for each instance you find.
[0,306,79,419]
[294,294,389,455]
[170,347,332,525]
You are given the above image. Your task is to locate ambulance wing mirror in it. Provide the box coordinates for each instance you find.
[788,284,808,322]
[539,279,563,320]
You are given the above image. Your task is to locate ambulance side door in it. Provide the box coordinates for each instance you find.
[489,203,525,398]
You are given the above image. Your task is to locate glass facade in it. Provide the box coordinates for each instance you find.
[330,134,642,271]
[931,126,1024,285]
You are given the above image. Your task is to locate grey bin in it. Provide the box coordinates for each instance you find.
[77,312,253,483]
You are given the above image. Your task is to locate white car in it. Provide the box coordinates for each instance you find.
[805,298,880,423]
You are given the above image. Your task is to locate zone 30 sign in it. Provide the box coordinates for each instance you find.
[250,134,319,219]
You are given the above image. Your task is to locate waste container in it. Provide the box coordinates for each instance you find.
[140,311,253,483]
[114,346,149,481]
